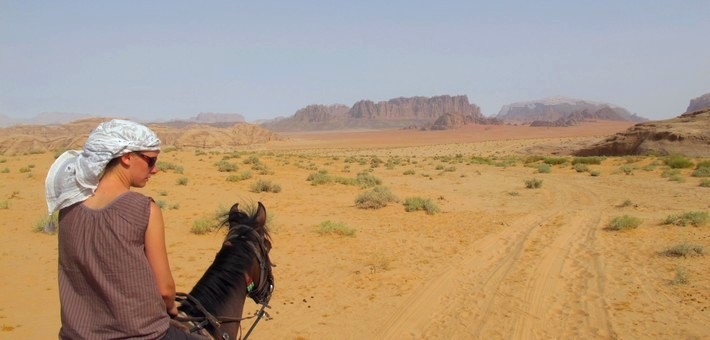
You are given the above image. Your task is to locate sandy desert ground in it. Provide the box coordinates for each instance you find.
[1,122,708,339]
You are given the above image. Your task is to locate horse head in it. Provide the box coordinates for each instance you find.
[177,201,274,340]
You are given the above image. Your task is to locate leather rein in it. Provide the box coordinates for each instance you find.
[174,225,274,340]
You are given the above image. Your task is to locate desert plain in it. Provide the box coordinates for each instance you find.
[0,121,708,339]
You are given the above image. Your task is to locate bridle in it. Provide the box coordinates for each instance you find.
[174,224,274,340]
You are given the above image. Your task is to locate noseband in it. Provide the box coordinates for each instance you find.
[175,224,274,340]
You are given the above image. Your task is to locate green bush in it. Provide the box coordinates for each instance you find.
[355,172,382,188]
[156,161,184,174]
[607,215,642,231]
[250,179,282,193]
[191,218,215,235]
[664,155,694,169]
[306,171,332,185]
[700,179,710,187]
[590,170,601,177]
[316,220,356,237]
[536,164,551,173]
[617,165,635,175]
[176,177,189,186]
[543,157,567,165]
[19,167,31,173]
[691,166,710,177]
[660,243,704,257]
[34,212,59,234]
[226,171,252,182]
[0,168,8,173]
[574,163,589,173]
[403,169,416,175]
[215,160,238,172]
[662,211,708,227]
[403,197,440,215]
[0,200,9,209]
[355,186,399,209]
[525,178,543,189]
[572,157,604,165]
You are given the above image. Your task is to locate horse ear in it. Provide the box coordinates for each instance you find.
[254,202,267,228]
[229,203,240,215]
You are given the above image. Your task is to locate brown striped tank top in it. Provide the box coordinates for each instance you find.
[58,191,169,339]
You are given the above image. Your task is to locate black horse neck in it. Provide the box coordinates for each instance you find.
[179,236,257,338]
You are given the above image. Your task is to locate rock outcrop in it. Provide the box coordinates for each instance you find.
[0,118,281,155]
[262,95,487,131]
[497,96,645,124]
[574,108,710,157]
[686,93,710,113]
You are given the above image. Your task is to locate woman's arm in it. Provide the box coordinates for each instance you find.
[145,200,178,317]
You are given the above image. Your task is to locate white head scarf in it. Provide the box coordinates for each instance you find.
[45,119,161,214]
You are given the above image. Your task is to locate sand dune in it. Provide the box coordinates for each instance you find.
[0,123,708,339]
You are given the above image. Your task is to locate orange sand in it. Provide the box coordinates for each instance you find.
[1,122,708,339]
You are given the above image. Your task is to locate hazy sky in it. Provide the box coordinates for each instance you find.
[2,1,709,121]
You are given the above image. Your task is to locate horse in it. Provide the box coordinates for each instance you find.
[174,202,274,340]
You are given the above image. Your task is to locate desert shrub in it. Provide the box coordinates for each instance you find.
[243,155,261,165]
[524,155,545,164]
[156,200,166,209]
[195,149,207,156]
[642,164,657,171]
[316,220,356,237]
[403,197,440,215]
[0,167,8,173]
[508,191,520,196]
[671,267,689,285]
[660,243,704,257]
[0,158,6,163]
[543,157,567,165]
[662,211,709,227]
[617,199,634,208]
[574,163,589,173]
[176,177,189,185]
[443,166,456,172]
[403,169,416,175]
[162,146,177,153]
[215,160,238,172]
[168,203,180,210]
[306,171,332,185]
[226,171,252,182]
[617,165,635,175]
[355,172,381,188]
[156,161,184,174]
[525,178,543,189]
[158,190,168,196]
[190,218,215,235]
[0,200,9,209]
[661,169,681,178]
[692,166,710,177]
[536,164,551,173]
[607,215,642,231]
[590,170,601,177]
[469,156,493,165]
[19,166,31,173]
[493,156,518,167]
[435,164,445,170]
[34,212,59,234]
[572,157,604,165]
[355,186,398,209]
[701,179,710,187]
[664,155,694,169]
[250,179,282,193]
[695,160,710,168]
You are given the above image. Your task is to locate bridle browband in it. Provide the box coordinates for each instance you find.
[174,224,274,340]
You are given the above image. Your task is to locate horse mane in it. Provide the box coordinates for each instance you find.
[179,208,270,316]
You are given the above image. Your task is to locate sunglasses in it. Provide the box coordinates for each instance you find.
[134,152,158,168]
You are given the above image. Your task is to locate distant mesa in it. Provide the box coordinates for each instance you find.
[575,108,710,157]
[260,95,495,131]
[686,92,710,113]
[496,96,646,126]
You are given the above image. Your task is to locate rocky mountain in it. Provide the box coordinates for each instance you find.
[0,118,281,155]
[261,95,486,131]
[686,93,710,113]
[574,108,710,157]
[497,96,645,125]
